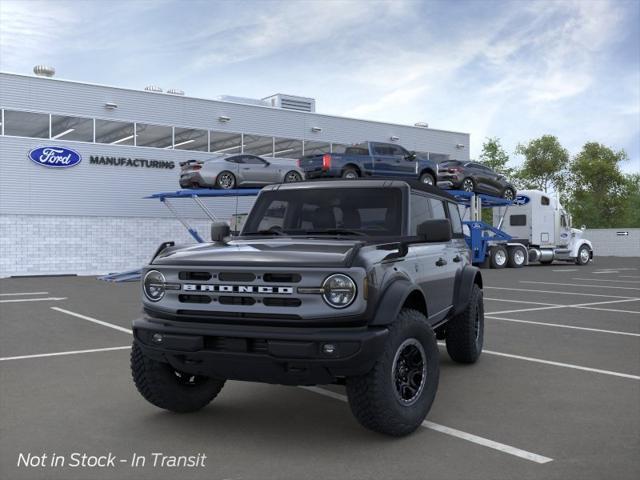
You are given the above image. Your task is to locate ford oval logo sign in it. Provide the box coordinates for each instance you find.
[514,195,530,205]
[28,146,82,168]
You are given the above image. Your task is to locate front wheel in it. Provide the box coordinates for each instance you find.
[419,172,435,185]
[216,171,236,189]
[461,177,475,192]
[576,245,591,265]
[131,342,225,413]
[346,309,439,436]
[284,170,302,183]
[502,187,515,201]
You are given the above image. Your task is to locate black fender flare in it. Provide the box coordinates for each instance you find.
[452,265,483,316]
[370,279,426,326]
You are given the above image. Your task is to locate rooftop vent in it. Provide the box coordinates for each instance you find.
[263,94,316,113]
[414,122,429,128]
[216,95,270,107]
[144,85,163,93]
[167,88,185,96]
[33,65,55,77]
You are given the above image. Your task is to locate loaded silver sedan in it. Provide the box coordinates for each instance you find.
[179,154,304,189]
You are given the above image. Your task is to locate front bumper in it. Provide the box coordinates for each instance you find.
[133,316,388,385]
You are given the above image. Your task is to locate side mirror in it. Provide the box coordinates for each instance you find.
[406,151,417,161]
[581,224,586,231]
[211,222,230,243]
[416,219,452,242]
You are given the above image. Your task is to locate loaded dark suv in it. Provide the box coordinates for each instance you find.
[438,160,516,199]
[131,179,484,436]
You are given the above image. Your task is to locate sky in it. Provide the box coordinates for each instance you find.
[1,0,638,173]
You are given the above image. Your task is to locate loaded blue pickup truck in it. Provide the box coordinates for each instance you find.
[298,141,440,185]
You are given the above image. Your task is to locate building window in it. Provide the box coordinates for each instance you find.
[173,127,208,151]
[95,119,135,145]
[243,134,273,156]
[135,123,173,148]
[210,131,242,154]
[273,137,303,159]
[51,114,93,142]
[303,140,330,156]
[3,110,49,138]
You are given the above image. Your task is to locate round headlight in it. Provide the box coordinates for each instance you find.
[143,270,166,302]
[322,274,356,309]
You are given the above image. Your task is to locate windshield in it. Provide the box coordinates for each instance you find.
[242,188,403,237]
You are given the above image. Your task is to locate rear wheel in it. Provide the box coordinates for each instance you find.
[342,167,359,180]
[446,284,484,363]
[346,309,439,436]
[461,177,475,192]
[419,172,435,185]
[284,170,302,183]
[216,171,236,189]
[502,187,515,201]
[490,245,508,269]
[131,342,225,413]
[576,245,591,265]
[507,246,526,268]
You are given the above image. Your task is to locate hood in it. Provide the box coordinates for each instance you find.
[152,238,362,268]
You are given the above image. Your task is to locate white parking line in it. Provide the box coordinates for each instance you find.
[485,286,636,299]
[0,297,67,303]
[0,346,131,362]
[482,349,640,381]
[486,298,640,316]
[300,386,553,464]
[51,307,133,334]
[593,271,620,274]
[485,298,559,307]
[619,275,640,279]
[486,316,640,337]
[520,281,640,291]
[552,269,578,272]
[0,291,49,296]
[572,278,640,284]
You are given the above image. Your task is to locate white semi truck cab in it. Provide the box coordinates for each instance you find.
[493,190,593,265]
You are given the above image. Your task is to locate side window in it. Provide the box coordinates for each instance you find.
[428,198,447,220]
[373,144,393,155]
[510,215,527,226]
[388,145,407,157]
[541,196,550,206]
[243,155,266,165]
[447,202,464,236]
[226,156,243,164]
[561,215,567,227]
[410,194,432,235]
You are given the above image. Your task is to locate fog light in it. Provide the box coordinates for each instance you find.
[152,333,163,344]
[322,343,336,354]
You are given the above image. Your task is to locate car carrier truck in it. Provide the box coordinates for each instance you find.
[492,190,593,266]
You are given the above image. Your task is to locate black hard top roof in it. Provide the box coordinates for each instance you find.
[264,177,457,202]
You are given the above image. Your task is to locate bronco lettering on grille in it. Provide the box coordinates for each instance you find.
[183,284,294,294]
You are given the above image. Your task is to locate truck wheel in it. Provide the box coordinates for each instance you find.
[216,171,236,189]
[490,245,508,269]
[507,246,526,268]
[419,172,435,185]
[341,167,359,180]
[575,245,591,265]
[346,309,439,436]
[446,284,484,363]
[131,342,225,413]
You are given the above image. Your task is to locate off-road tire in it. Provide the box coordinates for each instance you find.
[446,284,484,363]
[345,309,439,437]
[342,167,359,179]
[419,172,435,185]
[131,342,225,413]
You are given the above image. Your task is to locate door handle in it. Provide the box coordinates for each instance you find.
[436,258,447,267]
[453,255,462,263]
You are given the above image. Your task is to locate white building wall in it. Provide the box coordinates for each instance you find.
[585,228,640,257]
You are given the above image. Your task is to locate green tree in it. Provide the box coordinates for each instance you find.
[515,135,569,193]
[618,173,640,228]
[566,142,629,228]
[479,137,514,177]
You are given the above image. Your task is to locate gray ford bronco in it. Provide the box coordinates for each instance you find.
[131,179,484,436]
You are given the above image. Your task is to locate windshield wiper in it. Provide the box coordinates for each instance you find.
[302,228,367,237]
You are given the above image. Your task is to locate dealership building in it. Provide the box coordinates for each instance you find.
[0,69,470,277]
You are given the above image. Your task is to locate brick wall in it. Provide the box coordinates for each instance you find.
[0,215,213,277]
